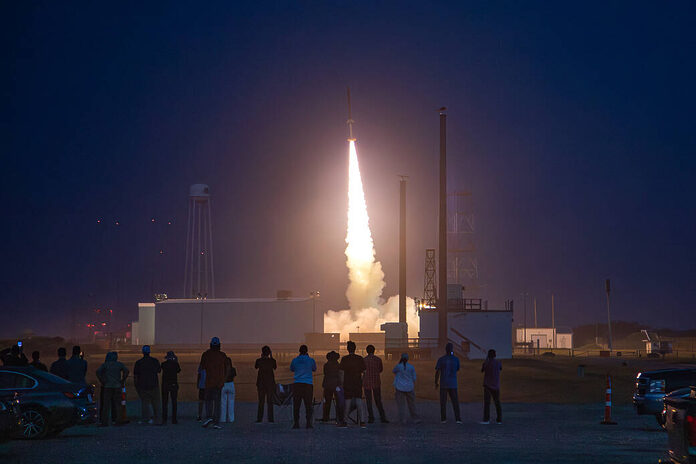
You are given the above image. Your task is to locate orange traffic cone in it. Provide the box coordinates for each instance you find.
[600,374,617,425]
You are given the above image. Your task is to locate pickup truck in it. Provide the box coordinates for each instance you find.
[663,385,696,464]
[633,368,696,426]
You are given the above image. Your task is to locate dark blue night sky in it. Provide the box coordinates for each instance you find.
[1,1,694,337]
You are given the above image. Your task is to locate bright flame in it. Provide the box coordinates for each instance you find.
[345,140,385,310]
[324,140,419,340]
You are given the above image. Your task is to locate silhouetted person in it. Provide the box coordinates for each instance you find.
[255,346,276,423]
[480,349,502,424]
[96,352,129,426]
[133,345,161,424]
[220,356,236,423]
[340,341,366,427]
[66,345,87,385]
[50,347,69,379]
[435,342,461,423]
[290,344,316,429]
[393,353,420,424]
[200,337,227,429]
[30,351,47,371]
[1,345,28,366]
[363,344,388,424]
[196,364,206,421]
[161,351,181,425]
[321,350,345,425]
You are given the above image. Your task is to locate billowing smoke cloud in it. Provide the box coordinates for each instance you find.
[324,140,419,340]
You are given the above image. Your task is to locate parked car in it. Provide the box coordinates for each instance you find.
[0,394,20,441]
[658,388,696,429]
[0,367,97,439]
[633,368,696,426]
[663,386,696,464]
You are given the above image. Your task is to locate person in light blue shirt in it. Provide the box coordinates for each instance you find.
[435,343,461,423]
[289,345,316,429]
[392,353,420,424]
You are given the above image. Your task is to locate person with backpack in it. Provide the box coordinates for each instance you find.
[255,345,276,423]
[220,356,237,423]
[160,351,181,425]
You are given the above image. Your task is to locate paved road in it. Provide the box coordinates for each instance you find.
[0,401,666,464]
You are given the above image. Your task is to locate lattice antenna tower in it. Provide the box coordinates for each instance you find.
[447,191,479,294]
[423,248,437,308]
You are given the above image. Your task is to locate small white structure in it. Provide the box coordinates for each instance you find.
[131,297,320,346]
[419,309,513,359]
[515,327,573,349]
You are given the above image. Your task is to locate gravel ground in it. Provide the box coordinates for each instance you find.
[0,401,667,464]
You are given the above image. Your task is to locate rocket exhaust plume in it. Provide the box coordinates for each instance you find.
[324,132,419,340]
[344,140,385,311]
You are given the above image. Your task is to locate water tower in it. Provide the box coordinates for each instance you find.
[183,184,215,298]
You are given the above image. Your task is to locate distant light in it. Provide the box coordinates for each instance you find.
[167,221,172,225]
[159,250,164,254]
[151,218,155,223]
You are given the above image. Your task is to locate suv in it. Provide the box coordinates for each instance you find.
[0,367,96,439]
[633,368,696,426]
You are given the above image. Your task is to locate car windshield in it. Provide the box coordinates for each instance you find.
[31,370,71,385]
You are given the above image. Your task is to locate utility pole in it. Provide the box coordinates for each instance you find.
[437,107,448,351]
[398,176,407,327]
[605,279,613,351]
[310,291,320,333]
[521,292,528,347]
[551,293,556,348]
[534,297,538,328]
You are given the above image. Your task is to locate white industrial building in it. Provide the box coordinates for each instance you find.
[419,309,513,359]
[515,327,573,349]
[131,297,321,346]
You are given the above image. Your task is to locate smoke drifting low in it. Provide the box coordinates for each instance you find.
[323,140,419,340]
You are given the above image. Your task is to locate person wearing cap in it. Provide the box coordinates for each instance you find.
[320,350,344,425]
[133,345,162,425]
[200,337,227,429]
[435,342,461,424]
[392,353,420,424]
[255,346,276,423]
[289,344,316,429]
[160,351,181,425]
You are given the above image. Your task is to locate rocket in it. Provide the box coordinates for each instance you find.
[346,86,355,141]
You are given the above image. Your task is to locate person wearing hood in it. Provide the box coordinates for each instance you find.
[133,345,161,425]
[96,352,129,426]
[393,353,420,424]
[321,350,345,425]
[160,351,181,425]
[200,337,227,429]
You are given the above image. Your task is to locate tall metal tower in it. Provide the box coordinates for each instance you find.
[423,249,437,308]
[183,184,215,299]
[447,191,479,295]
